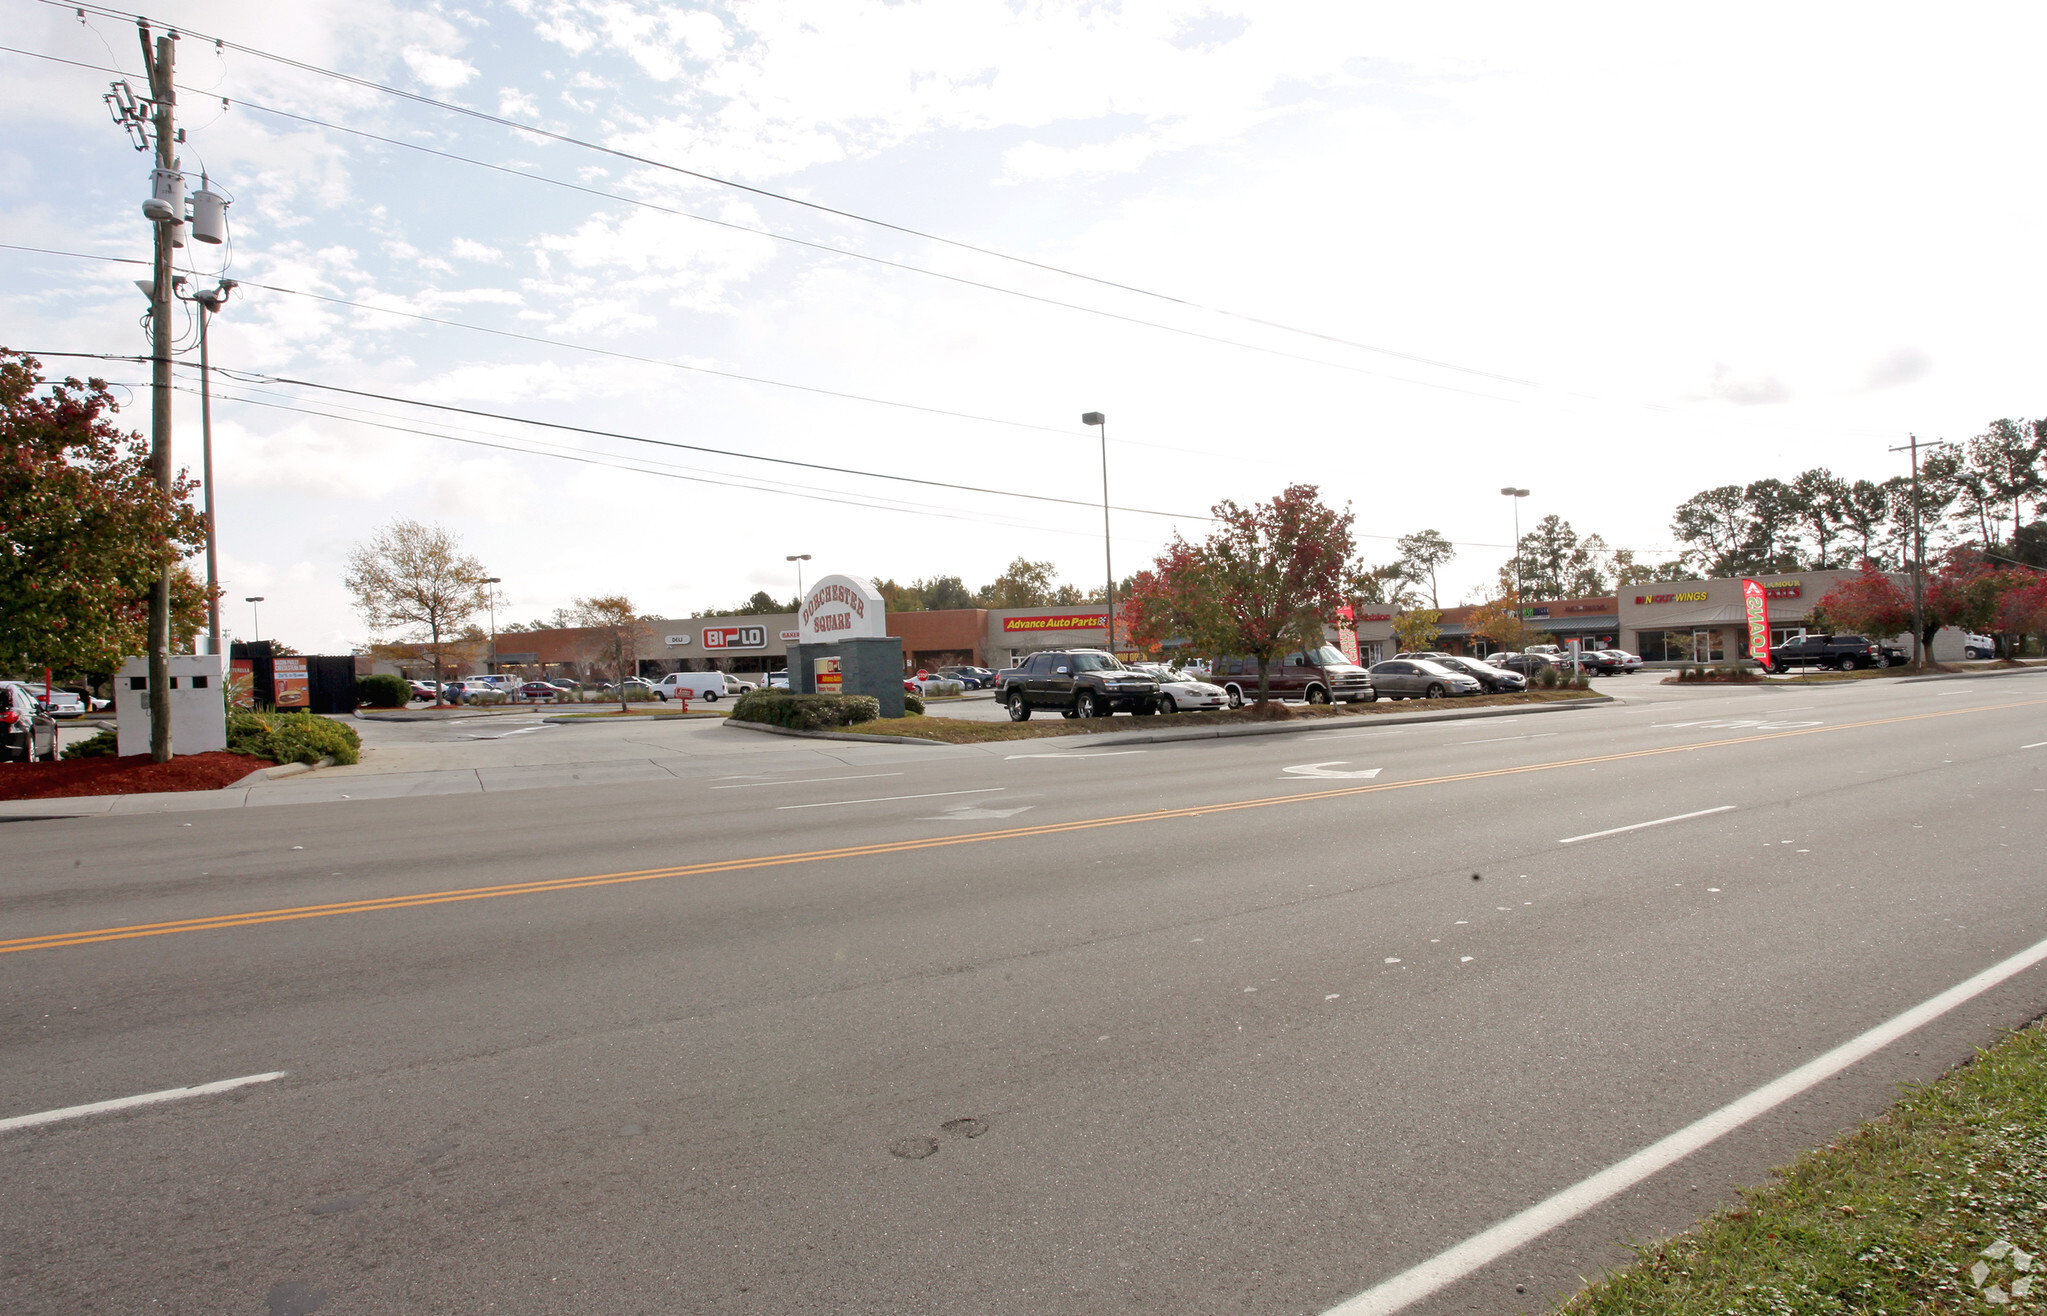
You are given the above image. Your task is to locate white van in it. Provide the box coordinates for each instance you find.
[651,671,731,702]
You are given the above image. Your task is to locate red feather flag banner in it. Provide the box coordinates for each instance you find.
[1742,578,1773,670]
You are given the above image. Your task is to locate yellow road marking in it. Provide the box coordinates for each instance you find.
[7,696,2042,956]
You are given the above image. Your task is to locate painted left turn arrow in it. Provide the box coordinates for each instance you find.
[1281,761,1383,779]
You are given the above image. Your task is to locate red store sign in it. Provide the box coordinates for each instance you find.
[702,625,767,650]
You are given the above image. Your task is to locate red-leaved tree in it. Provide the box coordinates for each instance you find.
[1925,552,2028,657]
[1813,561,1913,650]
[1123,485,1357,704]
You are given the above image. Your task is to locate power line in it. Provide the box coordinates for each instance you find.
[37,4,1541,390]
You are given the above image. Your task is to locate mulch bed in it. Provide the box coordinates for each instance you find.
[0,752,276,801]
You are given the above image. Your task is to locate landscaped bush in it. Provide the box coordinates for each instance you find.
[61,726,118,759]
[355,673,411,708]
[227,711,362,765]
[730,690,880,730]
[903,693,925,716]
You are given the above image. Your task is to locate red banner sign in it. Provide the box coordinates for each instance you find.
[1000,612,1107,633]
[1741,578,1773,670]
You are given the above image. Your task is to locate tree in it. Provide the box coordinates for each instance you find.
[1739,478,1802,573]
[1837,479,1890,567]
[915,574,976,611]
[344,520,490,704]
[1994,575,2047,655]
[1921,551,2019,658]
[573,594,641,710]
[1467,592,1541,655]
[976,557,1060,608]
[1812,562,1912,647]
[1787,468,1848,569]
[1392,609,1442,653]
[0,350,210,677]
[1124,485,1357,704]
[1671,485,1749,578]
[1967,419,2044,549]
[1395,529,1456,609]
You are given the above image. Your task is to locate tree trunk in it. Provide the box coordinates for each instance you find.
[431,618,445,706]
[1255,654,1271,705]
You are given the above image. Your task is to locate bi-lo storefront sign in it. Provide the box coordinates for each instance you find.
[701,625,766,651]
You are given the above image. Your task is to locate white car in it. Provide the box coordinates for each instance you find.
[1154,669,1228,713]
[1962,633,1995,660]
[906,674,965,696]
[650,671,728,702]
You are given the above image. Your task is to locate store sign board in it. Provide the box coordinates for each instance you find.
[1356,612,1391,623]
[1763,579,1802,599]
[814,656,842,693]
[800,574,888,644]
[702,625,767,651]
[1634,591,1710,605]
[664,634,693,647]
[1001,612,1107,633]
[780,630,799,642]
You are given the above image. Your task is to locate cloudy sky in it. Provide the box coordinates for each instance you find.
[3,1,2043,651]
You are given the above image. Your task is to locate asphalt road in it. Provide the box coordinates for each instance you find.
[3,672,2044,1315]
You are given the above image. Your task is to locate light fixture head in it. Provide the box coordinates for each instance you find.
[1081,411,1105,426]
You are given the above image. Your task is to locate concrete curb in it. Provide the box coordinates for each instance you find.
[540,712,728,724]
[1893,665,2047,685]
[722,694,1613,749]
[231,755,336,787]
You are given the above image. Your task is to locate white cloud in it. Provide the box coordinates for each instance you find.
[451,237,506,263]
[403,46,480,90]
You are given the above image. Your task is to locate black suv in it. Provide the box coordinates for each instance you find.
[1767,633,1893,671]
[1002,650,1160,720]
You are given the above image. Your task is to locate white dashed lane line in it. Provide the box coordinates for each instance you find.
[1,1072,286,1134]
[1557,805,1737,845]
[710,773,904,790]
[777,788,1005,811]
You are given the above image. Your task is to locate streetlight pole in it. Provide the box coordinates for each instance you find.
[1082,412,1113,653]
[1500,488,1530,601]
[245,596,263,641]
[177,278,236,654]
[483,576,502,674]
[786,553,811,603]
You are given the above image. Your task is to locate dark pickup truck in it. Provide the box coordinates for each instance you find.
[1767,633,1901,671]
[998,650,1161,720]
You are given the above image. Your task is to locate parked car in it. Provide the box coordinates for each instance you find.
[1429,655,1525,693]
[1,682,59,762]
[1768,633,1890,671]
[1153,669,1229,713]
[649,671,725,702]
[936,665,993,689]
[1487,652,1555,676]
[516,681,563,702]
[1002,650,1160,720]
[1562,650,1624,676]
[1962,633,1995,660]
[1367,658,1484,699]
[1593,649,1643,674]
[35,688,88,718]
[1210,645,1376,706]
[764,671,790,690]
[406,680,438,701]
[906,673,965,696]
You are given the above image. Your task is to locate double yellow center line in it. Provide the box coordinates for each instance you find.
[6,696,2040,956]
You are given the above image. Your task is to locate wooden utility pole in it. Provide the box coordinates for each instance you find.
[1888,434,1927,668]
[141,22,177,760]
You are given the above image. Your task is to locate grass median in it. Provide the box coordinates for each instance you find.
[1555,1017,2047,1314]
[854,689,1601,744]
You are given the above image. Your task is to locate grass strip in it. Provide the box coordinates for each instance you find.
[862,689,1600,744]
[1555,1018,2047,1314]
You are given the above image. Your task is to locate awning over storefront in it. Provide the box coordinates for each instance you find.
[1631,605,1747,628]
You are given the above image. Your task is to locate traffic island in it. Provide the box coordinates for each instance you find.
[727,689,1607,746]
[1554,1017,2047,1314]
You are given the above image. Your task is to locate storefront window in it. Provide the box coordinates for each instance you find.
[1636,630,1727,662]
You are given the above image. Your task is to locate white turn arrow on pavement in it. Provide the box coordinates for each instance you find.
[1281,761,1384,779]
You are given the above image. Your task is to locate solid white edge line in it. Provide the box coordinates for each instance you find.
[710,772,904,789]
[0,1071,286,1134]
[1321,932,2047,1316]
[776,787,1004,811]
[2022,741,2047,750]
[1557,805,1736,845]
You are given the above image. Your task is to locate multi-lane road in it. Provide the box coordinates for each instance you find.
[4,672,2044,1314]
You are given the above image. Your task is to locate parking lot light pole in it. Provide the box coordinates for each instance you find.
[244,596,264,641]
[786,553,811,602]
[1082,412,1112,653]
[483,577,502,673]
[1500,487,1530,600]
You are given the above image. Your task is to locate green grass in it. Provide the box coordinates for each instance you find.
[1556,1018,2047,1314]
[851,689,1601,744]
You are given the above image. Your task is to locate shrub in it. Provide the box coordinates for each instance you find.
[356,673,411,708]
[730,690,881,730]
[903,693,925,715]
[61,726,118,759]
[1533,664,1562,688]
[227,711,362,765]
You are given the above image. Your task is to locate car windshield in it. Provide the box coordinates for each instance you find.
[1305,645,1348,666]
[1070,653,1119,672]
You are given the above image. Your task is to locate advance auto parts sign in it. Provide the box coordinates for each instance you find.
[1001,612,1107,633]
[798,574,888,644]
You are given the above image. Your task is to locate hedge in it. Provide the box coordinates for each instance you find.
[61,726,119,760]
[356,673,411,708]
[730,690,880,730]
[227,711,362,765]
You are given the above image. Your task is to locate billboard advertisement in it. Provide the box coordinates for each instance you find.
[272,656,309,708]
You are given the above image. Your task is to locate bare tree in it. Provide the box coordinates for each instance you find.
[573,595,640,712]
[344,520,489,705]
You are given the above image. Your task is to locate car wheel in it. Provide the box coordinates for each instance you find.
[1875,653,1891,668]
[1008,692,1032,722]
[1077,691,1101,719]
[1225,685,1243,708]
[1159,694,1178,714]
[703,689,720,701]
[1424,682,1446,699]
[1835,656,1857,672]
[1306,685,1330,705]
[1364,690,1378,703]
